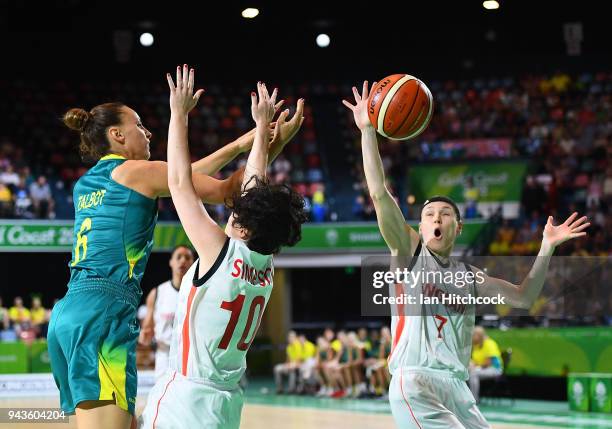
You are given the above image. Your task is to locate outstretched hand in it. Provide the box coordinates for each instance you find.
[543,212,590,248]
[342,81,374,131]
[270,98,305,144]
[251,82,277,125]
[166,64,205,115]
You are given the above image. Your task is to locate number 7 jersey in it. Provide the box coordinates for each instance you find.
[168,237,274,388]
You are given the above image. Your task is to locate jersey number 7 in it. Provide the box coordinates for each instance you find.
[218,294,266,351]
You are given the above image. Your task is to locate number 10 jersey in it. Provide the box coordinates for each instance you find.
[167,237,274,389]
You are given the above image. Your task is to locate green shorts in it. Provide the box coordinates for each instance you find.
[47,279,141,415]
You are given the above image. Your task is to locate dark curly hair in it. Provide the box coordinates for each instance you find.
[227,177,307,255]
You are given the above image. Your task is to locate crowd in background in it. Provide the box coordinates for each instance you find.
[0,81,326,222]
[272,326,506,404]
[0,72,609,238]
[0,295,51,342]
[345,71,611,256]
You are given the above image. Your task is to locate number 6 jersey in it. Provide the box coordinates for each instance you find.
[167,237,274,388]
[69,154,157,293]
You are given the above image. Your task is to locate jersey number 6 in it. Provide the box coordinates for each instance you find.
[218,294,266,351]
[71,217,92,266]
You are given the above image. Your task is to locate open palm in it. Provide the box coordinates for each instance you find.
[543,212,590,248]
[342,81,374,130]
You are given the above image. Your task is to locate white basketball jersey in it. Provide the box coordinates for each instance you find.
[153,280,180,346]
[168,237,274,388]
[388,242,475,380]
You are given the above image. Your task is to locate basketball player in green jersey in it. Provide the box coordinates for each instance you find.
[47,71,304,429]
[344,81,590,428]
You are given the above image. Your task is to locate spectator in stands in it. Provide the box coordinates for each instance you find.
[0,183,12,218]
[469,326,503,403]
[463,176,481,219]
[315,337,335,397]
[29,175,55,219]
[272,154,291,184]
[9,296,31,335]
[274,330,302,394]
[347,331,367,397]
[297,334,317,394]
[0,164,20,190]
[30,296,49,338]
[0,297,9,331]
[13,179,33,218]
[311,184,326,222]
[521,176,546,218]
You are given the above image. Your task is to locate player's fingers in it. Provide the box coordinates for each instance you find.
[563,212,578,226]
[193,89,205,104]
[176,65,182,89]
[362,80,369,99]
[257,82,264,103]
[569,216,588,229]
[352,86,361,101]
[251,90,257,110]
[570,232,587,239]
[342,99,355,110]
[270,88,278,106]
[182,64,189,90]
[274,100,285,111]
[188,68,195,91]
[572,222,590,233]
[547,216,553,225]
[166,73,175,91]
[295,98,304,117]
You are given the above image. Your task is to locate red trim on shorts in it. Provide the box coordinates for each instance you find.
[181,286,198,376]
[400,367,423,429]
[153,371,177,429]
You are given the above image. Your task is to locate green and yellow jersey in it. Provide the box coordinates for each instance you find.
[69,154,157,295]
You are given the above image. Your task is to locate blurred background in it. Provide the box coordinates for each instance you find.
[0,1,610,427]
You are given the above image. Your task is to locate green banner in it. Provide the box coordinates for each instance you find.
[0,220,486,253]
[408,161,527,203]
[488,327,612,377]
[0,342,28,374]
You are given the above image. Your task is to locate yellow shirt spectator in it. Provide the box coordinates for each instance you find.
[31,307,47,325]
[331,339,342,353]
[472,337,503,370]
[9,307,31,323]
[286,340,302,363]
[301,340,316,360]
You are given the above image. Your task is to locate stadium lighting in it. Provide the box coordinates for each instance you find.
[241,8,259,19]
[483,0,499,10]
[316,33,330,48]
[139,32,154,47]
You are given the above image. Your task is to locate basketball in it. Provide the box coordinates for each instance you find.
[367,74,434,140]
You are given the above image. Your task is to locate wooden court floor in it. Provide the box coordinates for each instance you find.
[0,396,547,429]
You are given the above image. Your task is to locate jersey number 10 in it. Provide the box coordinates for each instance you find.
[218,294,266,351]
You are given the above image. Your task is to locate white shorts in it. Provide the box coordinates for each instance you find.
[389,368,490,429]
[139,371,244,429]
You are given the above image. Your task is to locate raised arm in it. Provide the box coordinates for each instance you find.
[190,129,255,176]
[343,81,419,256]
[475,212,590,308]
[166,64,227,269]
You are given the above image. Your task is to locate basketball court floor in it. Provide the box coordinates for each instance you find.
[1,379,611,428]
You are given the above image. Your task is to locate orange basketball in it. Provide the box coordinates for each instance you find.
[367,74,434,140]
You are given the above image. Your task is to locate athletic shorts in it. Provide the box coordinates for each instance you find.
[139,371,243,429]
[47,280,141,415]
[389,368,490,429]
